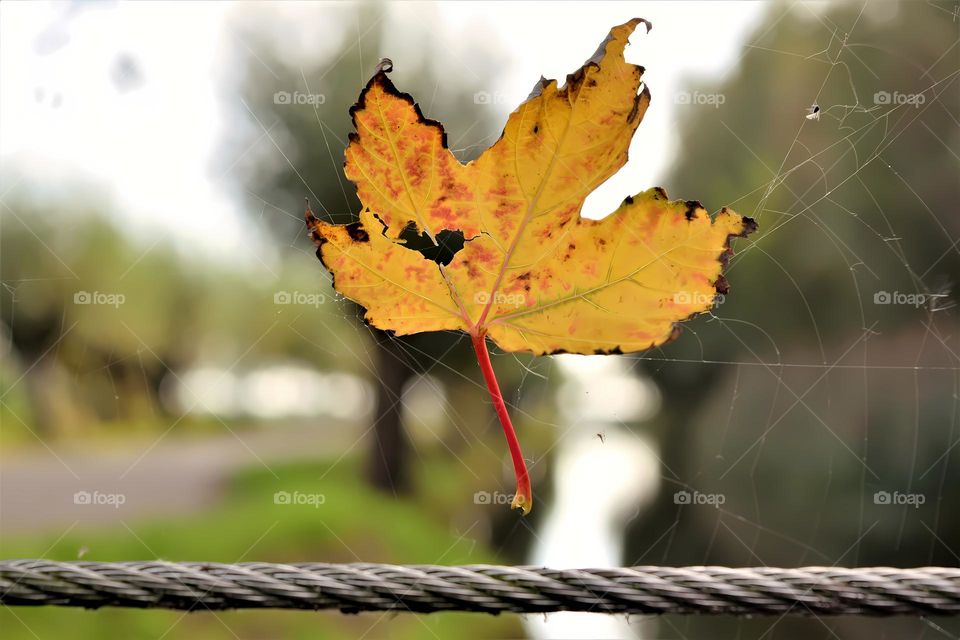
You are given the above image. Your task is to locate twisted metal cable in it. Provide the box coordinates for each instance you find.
[2,561,959,616]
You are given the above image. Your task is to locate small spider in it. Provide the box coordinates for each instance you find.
[596,432,605,444]
[805,103,821,121]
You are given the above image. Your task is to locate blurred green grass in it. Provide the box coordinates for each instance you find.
[0,456,523,639]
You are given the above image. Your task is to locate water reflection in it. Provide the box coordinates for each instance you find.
[526,356,662,640]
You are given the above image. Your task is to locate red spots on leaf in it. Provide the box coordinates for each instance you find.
[494,200,521,219]
[625,329,655,341]
[470,244,499,268]
[598,112,620,127]
[403,155,427,186]
[431,205,457,227]
[460,258,479,280]
[404,265,429,284]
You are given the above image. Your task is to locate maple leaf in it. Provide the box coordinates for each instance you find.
[306,18,756,514]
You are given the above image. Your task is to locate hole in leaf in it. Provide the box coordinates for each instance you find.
[398,223,466,266]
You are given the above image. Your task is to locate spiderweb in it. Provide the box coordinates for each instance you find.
[286,4,960,639]
[1,2,958,640]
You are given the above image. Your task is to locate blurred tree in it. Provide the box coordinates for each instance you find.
[220,3,543,497]
[0,207,193,435]
[625,0,959,575]
[0,201,349,439]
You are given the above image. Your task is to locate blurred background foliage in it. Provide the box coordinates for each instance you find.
[1,1,958,639]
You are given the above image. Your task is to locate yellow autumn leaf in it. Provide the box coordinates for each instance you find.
[309,18,754,356]
[306,18,756,514]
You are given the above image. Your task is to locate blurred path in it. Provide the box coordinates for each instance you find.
[0,421,358,535]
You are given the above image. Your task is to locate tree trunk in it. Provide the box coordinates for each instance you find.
[365,331,415,494]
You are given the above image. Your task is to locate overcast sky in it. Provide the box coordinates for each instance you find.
[0,1,770,261]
